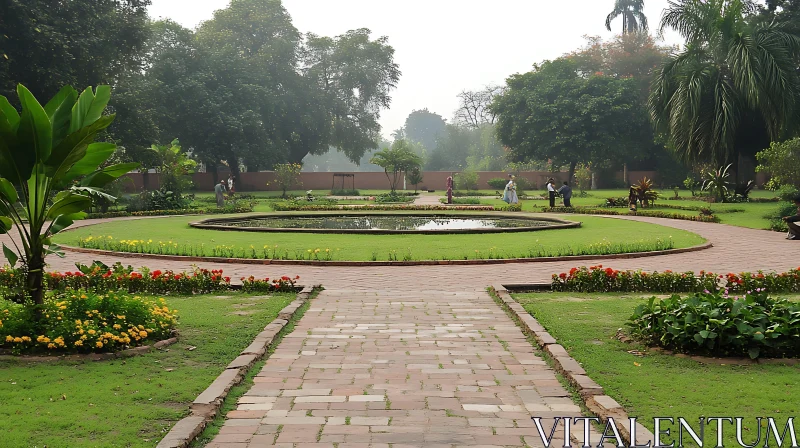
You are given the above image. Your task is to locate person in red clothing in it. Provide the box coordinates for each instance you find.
[783,195,800,240]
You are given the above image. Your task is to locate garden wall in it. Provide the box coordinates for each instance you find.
[122,171,573,193]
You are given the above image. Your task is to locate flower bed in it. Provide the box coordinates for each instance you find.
[241,275,300,293]
[628,290,800,359]
[0,264,300,296]
[552,265,800,293]
[271,203,497,211]
[85,205,255,220]
[540,206,721,223]
[1,291,177,354]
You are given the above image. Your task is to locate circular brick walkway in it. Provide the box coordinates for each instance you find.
[2,214,792,289]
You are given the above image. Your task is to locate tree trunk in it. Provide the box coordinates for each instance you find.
[567,161,577,187]
[26,248,46,315]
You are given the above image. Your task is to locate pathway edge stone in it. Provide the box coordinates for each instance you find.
[489,285,655,446]
[155,285,317,448]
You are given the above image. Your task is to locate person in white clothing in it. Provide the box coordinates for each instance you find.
[547,178,556,208]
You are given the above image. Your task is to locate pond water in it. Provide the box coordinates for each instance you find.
[221,215,552,231]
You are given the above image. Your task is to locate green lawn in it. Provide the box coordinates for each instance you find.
[459,189,783,230]
[56,212,705,262]
[513,292,800,446]
[0,293,295,448]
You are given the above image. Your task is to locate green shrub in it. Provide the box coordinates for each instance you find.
[375,192,411,203]
[439,198,481,205]
[551,266,800,294]
[0,291,178,354]
[628,291,800,359]
[330,189,360,196]
[766,202,798,232]
[487,178,508,189]
[454,171,480,190]
[776,185,800,202]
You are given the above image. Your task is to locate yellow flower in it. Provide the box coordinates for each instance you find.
[74,340,83,347]
[117,315,125,320]
[139,331,148,338]
[113,324,121,330]
[96,341,103,348]
[21,336,30,342]
[88,329,96,335]
[13,337,22,343]
[5,335,12,342]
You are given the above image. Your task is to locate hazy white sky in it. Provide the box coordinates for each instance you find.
[148,0,685,139]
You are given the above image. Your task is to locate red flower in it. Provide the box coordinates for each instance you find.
[559,273,567,279]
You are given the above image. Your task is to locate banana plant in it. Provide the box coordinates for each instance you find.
[0,84,139,307]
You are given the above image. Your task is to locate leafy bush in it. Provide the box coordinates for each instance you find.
[271,203,495,212]
[330,189,360,196]
[440,198,481,205]
[702,164,732,202]
[272,163,303,197]
[551,265,800,294]
[776,185,800,202]
[766,202,798,232]
[126,189,190,212]
[487,178,509,189]
[541,207,721,223]
[633,177,659,206]
[454,170,480,191]
[628,291,800,359]
[375,192,411,203]
[604,197,629,207]
[756,137,800,188]
[240,275,300,293]
[0,291,177,354]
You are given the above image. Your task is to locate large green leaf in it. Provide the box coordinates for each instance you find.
[60,141,117,182]
[49,212,85,235]
[17,84,53,163]
[81,162,139,188]
[2,243,18,268]
[0,96,20,130]
[47,192,92,219]
[45,86,78,149]
[69,86,111,134]
[48,115,115,179]
[0,216,12,235]
[25,164,49,228]
[0,177,18,203]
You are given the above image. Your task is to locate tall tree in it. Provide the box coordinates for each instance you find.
[302,28,401,164]
[403,109,447,153]
[0,0,151,102]
[491,58,649,181]
[605,0,649,34]
[649,0,800,170]
[454,86,504,129]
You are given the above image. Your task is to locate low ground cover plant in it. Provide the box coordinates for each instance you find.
[0,291,177,354]
[552,265,800,293]
[541,206,722,223]
[628,290,800,359]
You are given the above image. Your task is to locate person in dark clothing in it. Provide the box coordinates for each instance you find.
[547,178,556,208]
[783,195,800,240]
[628,186,638,211]
[558,182,573,207]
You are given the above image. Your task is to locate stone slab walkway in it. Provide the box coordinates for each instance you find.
[206,289,590,448]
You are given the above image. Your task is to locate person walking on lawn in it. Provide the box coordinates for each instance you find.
[783,195,800,240]
[215,180,227,208]
[558,181,573,207]
[547,178,556,208]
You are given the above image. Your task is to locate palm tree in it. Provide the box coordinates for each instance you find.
[606,0,649,34]
[649,0,800,169]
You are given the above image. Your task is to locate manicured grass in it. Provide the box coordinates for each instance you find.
[0,293,295,448]
[464,189,783,230]
[513,292,800,446]
[55,213,705,261]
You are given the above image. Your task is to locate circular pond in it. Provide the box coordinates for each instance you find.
[191,213,579,234]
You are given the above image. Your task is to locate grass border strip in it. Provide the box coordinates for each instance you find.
[61,242,713,267]
[488,285,656,446]
[155,285,318,448]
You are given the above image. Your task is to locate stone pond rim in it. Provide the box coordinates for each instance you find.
[188,211,582,235]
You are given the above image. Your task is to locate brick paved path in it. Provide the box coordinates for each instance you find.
[2,214,794,289]
[207,289,587,448]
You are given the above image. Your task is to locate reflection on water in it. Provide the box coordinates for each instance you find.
[223,216,552,231]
